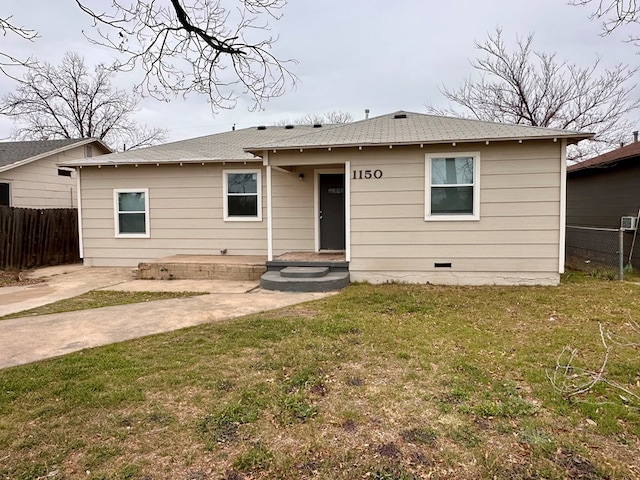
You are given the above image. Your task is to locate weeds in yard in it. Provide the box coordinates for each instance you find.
[197,400,261,445]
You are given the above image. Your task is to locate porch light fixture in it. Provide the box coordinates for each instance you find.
[298,173,305,181]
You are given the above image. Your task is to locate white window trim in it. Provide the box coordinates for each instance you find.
[114,188,150,238]
[425,152,480,221]
[223,169,263,222]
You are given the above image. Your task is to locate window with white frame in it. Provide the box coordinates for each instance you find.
[223,169,262,221]
[114,189,149,237]
[425,153,480,220]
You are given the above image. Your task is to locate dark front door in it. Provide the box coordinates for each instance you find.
[319,173,345,250]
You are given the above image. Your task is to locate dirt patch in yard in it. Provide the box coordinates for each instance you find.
[0,270,45,287]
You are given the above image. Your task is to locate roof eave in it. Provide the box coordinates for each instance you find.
[244,133,594,154]
[58,156,263,167]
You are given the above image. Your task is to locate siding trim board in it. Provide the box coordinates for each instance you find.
[559,139,567,274]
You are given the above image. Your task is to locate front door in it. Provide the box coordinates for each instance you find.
[319,173,345,250]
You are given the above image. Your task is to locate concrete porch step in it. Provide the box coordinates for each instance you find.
[279,266,330,278]
[260,270,349,292]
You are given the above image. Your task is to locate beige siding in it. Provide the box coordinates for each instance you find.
[80,163,269,266]
[79,139,565,285]
[267,159,344,256]
[2,151,75,208]
[344,140,563,285]
[0,143,107,208]
[271,166,315,255]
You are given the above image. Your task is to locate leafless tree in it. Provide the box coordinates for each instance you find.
[570,0,640,44]
[0,52,167,151]
[427,28,639,161]
[274,110,353,126]
[1,1,296,111]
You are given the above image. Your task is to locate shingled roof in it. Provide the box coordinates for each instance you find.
[0,138,110,172]
[567,141,640,173]
[244,111,593,152]
[58,111,594,167]
[59,125,332,167]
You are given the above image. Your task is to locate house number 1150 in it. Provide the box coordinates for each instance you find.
[353,169,383,180]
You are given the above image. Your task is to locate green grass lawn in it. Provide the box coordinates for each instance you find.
[1,273,639,479]
[0,290,208,320]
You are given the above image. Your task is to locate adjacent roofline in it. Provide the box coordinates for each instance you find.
[568,142,640,173]
[0,138,112,173]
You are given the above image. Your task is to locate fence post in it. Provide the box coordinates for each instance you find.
[619,228,624,281]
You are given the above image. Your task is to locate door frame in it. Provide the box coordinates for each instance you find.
[314,167,350,257]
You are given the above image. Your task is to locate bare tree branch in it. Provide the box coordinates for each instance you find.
[427,28,640,162]
[0,15,39,78]
[547,322,640,406]
[0,2,296,111]
[569,0,640,43]
[71,0,297,110]
[0,52,167,151]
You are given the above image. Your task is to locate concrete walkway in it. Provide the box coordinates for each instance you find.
[0,266,333,369]
[0,264,136,317]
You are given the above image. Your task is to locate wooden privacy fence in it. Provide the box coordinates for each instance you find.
[0,206,80,270]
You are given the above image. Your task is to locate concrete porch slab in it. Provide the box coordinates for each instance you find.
[137,255,268,281]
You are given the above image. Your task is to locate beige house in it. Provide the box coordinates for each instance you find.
[61,112,591,286]
[0,138,110,208]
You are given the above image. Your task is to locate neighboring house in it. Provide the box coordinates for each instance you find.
[0,138,110,208]
[566,141,640,269]
[60,111,591,285]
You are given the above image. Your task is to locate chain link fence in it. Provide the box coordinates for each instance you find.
[565,225,631,278]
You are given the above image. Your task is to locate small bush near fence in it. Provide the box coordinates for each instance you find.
[0,206,80,270]
[565,225,640,277]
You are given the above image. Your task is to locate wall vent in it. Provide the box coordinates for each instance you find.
[434,262,452,268]
[621,216,638,230]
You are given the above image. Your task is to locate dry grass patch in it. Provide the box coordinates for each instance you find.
[1,273,640,478]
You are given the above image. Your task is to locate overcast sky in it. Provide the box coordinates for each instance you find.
[1,0,638,145]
